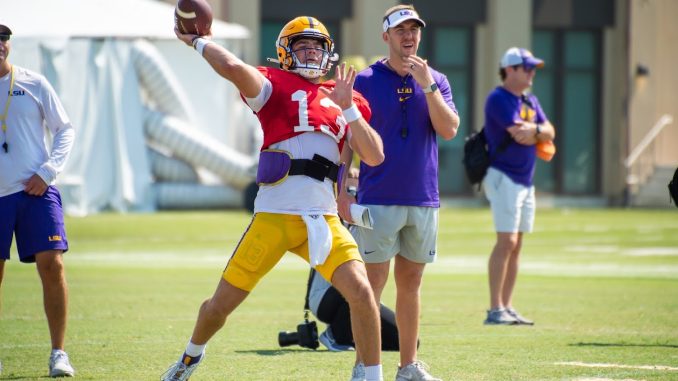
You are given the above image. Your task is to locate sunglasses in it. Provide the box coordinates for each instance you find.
[0,35,10,42]
[511,64,536,73]
[522,65,536,72]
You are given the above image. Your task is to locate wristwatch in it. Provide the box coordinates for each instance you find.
[422,82,438,94]
[535,123,542,137]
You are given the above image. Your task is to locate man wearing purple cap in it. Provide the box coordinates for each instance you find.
[339,4,459,381]
[482,47,555,325]
[0,24,76,377]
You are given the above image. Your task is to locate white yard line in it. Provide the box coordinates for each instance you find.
[556,361,678,371]
[624,247,678,256]
[565,245,678,256]
[53,252,678,278]
[427,257,678,278]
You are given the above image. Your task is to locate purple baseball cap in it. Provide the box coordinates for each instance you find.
[500,47,544,69]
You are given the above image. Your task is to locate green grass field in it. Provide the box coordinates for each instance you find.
[1,208,677,380]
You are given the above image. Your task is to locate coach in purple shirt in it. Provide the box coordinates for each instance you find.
[338,5,459,381]
[482,47,555,326]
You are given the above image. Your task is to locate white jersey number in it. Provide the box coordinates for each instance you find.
[292,90,347,143]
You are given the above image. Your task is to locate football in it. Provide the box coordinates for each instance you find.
[175,0,213,36]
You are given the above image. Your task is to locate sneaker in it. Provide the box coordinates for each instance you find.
[319,328,355,352]
[483,308,519,325]
[395,361,441,381]
[349,363,365,381]
[161,353,203,381]
[506,308,534,325]
[49,349,75,377]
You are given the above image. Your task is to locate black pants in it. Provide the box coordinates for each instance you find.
[315,286,406,351]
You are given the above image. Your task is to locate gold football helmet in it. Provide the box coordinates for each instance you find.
[275,16,336,79]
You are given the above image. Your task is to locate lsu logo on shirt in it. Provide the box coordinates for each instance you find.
[520,101,537,122]
[520,95,537,122]
[397,86,413,102]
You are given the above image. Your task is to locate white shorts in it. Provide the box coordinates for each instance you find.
[483,167,535,233]
[351,205,438,264]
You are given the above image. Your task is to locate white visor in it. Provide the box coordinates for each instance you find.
[382,9,426,32]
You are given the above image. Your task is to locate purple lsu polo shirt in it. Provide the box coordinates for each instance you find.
[484,86,547,187]
[354,60,457,207]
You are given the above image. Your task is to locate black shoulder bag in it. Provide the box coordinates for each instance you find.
[462,128,512,188]
[669,167,678,207]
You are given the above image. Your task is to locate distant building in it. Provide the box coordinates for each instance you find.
[174,0,677,206]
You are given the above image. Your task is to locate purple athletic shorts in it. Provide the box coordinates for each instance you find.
[0,186,69,263]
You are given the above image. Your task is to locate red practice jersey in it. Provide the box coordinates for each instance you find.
[252,67,372,151]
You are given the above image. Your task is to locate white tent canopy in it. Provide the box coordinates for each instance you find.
[1,0,260,215]
[0,0,248,39]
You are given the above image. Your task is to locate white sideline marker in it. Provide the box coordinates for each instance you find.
[556,361,678,371]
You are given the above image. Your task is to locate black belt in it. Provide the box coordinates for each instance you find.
[289,154,339,182]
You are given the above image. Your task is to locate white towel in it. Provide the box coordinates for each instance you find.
[350,204,374,229]
[301,214,332,267]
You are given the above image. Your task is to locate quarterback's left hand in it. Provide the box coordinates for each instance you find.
[319,62,356,110]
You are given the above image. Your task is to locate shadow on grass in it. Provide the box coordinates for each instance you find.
[235,348,337,356]
[570,342,678,349]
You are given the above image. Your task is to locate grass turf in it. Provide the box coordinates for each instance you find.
[0,208,677,380]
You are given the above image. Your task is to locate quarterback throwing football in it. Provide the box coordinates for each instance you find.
[162,16,385,381]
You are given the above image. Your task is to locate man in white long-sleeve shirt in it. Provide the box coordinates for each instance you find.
[0,24,76,378]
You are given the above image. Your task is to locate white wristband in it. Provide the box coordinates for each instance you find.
[342,104,362,124]
[193,38,213,56]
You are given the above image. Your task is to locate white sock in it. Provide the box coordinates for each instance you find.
[185,340,206,357]
[365,364,383,381]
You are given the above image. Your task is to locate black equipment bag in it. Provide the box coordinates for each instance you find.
[669,167,678,207]
[462,128,512,187]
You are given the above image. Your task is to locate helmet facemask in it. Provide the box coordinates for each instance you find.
[288,37,333,79]
[274,17,337,79]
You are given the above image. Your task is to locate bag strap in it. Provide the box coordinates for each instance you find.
[495,133,513,155]
[289,154,340,182]
[483,127,513,161]
[304,268,316,311]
